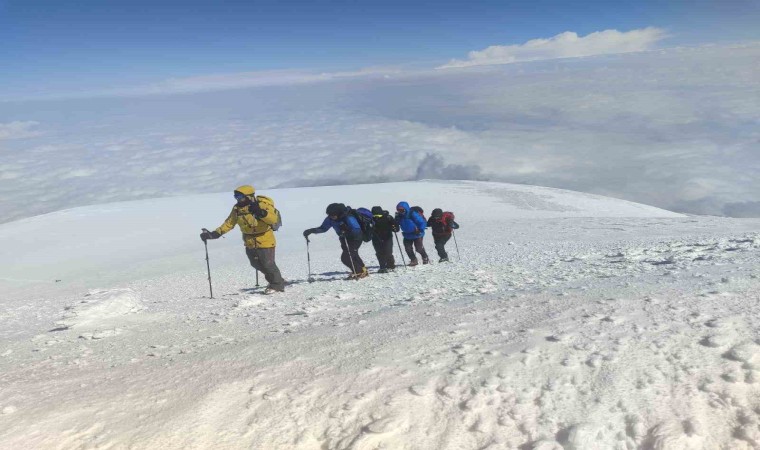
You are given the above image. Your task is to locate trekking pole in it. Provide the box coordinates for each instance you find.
[341,235,357,275]
[201,229,214,299]
[393,232,407,268]
[306,237,314,282]
[253,233,260,288]
[452,229,461,261]
[251,196,260,287]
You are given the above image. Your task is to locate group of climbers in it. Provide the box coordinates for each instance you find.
[303,201,459,280]
[201,185,459,293]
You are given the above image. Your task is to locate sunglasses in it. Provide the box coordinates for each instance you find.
[234,192,246,200]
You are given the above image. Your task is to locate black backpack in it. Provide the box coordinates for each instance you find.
[348,207,375,242]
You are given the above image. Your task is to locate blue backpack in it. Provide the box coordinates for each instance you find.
[349,207,376,242]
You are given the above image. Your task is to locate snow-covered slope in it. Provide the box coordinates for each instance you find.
[0,180,680,294]
[1,180,759,449]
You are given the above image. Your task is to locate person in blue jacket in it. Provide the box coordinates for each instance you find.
[395,201,429,266]
[303,203,369,279]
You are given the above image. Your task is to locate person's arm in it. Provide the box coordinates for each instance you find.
[304,217,331,237]
[427,217,434,227]
[389,215,400,232]
[215,207,239,236]
[203,207,238,241]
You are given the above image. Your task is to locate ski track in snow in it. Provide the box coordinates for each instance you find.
[1,181,760,449]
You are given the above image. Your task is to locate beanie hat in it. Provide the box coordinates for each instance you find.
[234,185,255,197]
[326,203,347,216]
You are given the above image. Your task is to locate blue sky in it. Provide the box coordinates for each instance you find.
[2,0,759,99]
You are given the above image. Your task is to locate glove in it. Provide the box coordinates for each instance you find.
[200,230,221,241]
[249,201,267,219]
[414,228,420,234]
[303,229,314,237]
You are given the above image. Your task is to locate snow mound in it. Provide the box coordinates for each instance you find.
[56,288,144,330]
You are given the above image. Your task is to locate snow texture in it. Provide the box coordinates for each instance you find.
[1,180,759,450]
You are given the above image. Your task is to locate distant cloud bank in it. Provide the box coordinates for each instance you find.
[0,121,40,140]
[1,42,759,222]
[438,28,667,68]
[146,67,399,95]
[2,28,668,100]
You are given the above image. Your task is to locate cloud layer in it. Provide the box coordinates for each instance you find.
[0,121,40,140]
[439,28,667,68]
[0,42,758,222]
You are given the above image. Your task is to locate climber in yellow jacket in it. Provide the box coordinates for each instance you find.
[200,185,286,293]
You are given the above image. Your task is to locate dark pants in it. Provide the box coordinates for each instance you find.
[433,234,451,259]
[372,237,396,270]
[340,237,365,273]
[404,237,428,262]
[245,247,286,290]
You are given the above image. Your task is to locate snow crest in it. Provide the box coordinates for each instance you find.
[56,288,144,331]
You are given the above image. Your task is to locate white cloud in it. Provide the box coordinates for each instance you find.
[0,67,407,102]
[0,121,40,140]
[83,67,402,98]
[0,43,759,222]
[438,28,668,68]
[166,66,407,93]
[152,70,348,93]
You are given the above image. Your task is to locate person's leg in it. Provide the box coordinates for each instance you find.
[349,239,365,270]
[246,247,285,290]
[340,238,355,271]
[435,235,450,260]
[404,239,417,264]
[433,236,445,259]
[372,239,386,270]
[414,238,429,263]
[383,238,396,269]
[256,247,286,290]
[245,247,259,269]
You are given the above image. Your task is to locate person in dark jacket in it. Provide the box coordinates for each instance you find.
[370,206,398,273]
[395,201,429,266]
[303,203,368,279]
[427,208,460,262]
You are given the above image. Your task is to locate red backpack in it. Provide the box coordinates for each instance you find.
[441,211,454,233]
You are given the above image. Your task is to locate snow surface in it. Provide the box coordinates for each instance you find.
[1,180,760,449]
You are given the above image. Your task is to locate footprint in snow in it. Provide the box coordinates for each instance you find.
[723,342,760,368]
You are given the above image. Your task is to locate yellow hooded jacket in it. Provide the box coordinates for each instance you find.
[214,186,278,249]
